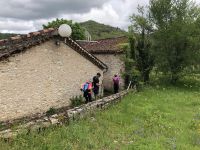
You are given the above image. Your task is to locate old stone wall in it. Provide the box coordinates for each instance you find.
[94,54,125,91]
[0,40,103,121]
[0,90,129,139]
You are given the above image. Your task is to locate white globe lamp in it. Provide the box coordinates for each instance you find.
[58,24,72,37]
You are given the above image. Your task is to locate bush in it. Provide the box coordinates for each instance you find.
[70,95,84,107]
[46,107,56,117]
[122,58,141,89]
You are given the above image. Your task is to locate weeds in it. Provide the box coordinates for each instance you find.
[70,95,84,107]
[46,107,56,117]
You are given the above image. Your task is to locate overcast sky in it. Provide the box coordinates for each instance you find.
[0,0,199,33]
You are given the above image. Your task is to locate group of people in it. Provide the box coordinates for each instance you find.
[81,73,101,103]
[81,73,120,103]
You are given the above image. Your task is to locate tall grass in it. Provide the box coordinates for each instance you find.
[0,75,200,150]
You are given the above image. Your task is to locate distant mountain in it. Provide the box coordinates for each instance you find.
[80,20,127,40]
[0,33,18,40]
[0,20,127,41]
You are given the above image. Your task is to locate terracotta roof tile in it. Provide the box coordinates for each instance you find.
[77,36,128,54]
[10,36,21,41]
[30,31,41,36]
[0,28,107,70]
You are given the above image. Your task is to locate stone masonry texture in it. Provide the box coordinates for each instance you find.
[94,54,125,90]
[0,40,103,121]
[0,90,129,139]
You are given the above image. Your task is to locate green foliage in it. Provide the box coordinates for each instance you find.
[123,58,140,87]
[184,65,200,75]
[119,42,140,88]
[117,43,129,51]
[80,20,127,40]
[129,6,154,83]
[150,0,200,83]
[128,34,136,59]
[1,76,200,149]
[120,36,141,88]
[43,18,85,40]
[46,107,56,117]
[70,95,84,107]
[0,33,18,40]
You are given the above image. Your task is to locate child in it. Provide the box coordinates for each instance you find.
[81,81,92,103]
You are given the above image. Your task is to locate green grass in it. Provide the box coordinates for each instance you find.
[0,76,200,150]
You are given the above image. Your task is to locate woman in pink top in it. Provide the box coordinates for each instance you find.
[113,75,120,94]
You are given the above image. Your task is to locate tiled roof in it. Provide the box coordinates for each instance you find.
[0,28,55,58]
[63,37,108,70]
[77,36,128,54]
[0,29,108,70]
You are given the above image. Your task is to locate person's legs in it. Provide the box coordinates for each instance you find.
[116,84,119,93]
[84,92,89,103]
[114,84,119,94]
[88,93,92,102]
[93,86,99,100]
[113,84,116,94]
[114,84,116,94]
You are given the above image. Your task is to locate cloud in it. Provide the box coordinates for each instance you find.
[0,19,35,33]
[0,0,107,20]
[61,0,149,30]
[0,0,199,34]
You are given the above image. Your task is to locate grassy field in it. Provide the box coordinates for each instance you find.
[0,76,200,150]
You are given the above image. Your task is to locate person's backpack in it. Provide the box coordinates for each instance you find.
[83,83,89,92]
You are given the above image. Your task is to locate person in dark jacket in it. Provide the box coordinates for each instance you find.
[93,73,101,100]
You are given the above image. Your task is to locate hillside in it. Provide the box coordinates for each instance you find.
[0,33,17,40]
[0,21,127,40]
[80,20,127,40]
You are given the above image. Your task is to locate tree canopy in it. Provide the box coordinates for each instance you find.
[129,6,154,83]
[43,18,85,40]
[128,0,200,84]
[149,0,200,82]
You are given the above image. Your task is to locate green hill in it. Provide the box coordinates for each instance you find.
[0,33,17,40]
[80,20,127,40]
[0,20,127,40]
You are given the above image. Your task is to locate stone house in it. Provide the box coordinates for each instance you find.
[77,36,128,91]
[0,28,107,121]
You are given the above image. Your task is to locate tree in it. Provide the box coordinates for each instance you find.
[150,0,200,83]
[129,6,154,83]
[43,18,85,40]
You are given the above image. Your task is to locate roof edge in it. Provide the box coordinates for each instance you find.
[63,37,108,71]
[0,28,108,71]
[0,28,55,60]
[90,50,125,54]
[97,36,127,41]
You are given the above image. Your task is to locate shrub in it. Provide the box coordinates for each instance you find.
[70,95,84,107]
[46,107,56,117]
